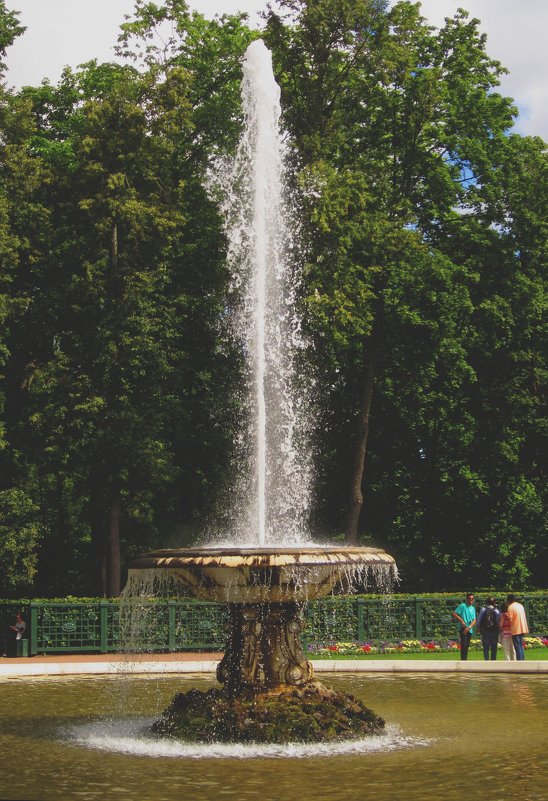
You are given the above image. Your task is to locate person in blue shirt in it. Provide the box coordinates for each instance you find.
[452,593,477,661]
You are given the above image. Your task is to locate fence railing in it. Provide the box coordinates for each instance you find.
[1,595,546,656]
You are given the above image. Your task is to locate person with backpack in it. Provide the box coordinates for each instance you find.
[476,596,500,660]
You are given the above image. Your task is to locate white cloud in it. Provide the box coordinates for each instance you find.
[4,0,262,89]
[411,0,548,139]
[5,0,134,87]
[4,0,547,140]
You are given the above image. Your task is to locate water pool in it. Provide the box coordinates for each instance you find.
[0,672,546,801]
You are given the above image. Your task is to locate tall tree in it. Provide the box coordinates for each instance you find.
[265,0,539,585]
[2,7,255,596]
[0,1,49,594]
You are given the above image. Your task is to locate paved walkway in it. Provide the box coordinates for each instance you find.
[0,653,546,677]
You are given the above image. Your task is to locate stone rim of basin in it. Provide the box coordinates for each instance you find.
[129,545,396,568]
[126,546,397,604]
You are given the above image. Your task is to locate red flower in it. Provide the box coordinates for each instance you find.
[362,644,372,652]
[328,645,338,652]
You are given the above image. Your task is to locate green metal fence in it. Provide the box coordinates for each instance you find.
[1,595,546,656]
[24,601,228,655]
[305,595,548,645]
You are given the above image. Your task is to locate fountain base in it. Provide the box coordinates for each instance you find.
[151,681,384,744]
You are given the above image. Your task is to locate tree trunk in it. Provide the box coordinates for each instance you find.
[110,221,118,270]
[89,475,108,597]
[108,492,121,597]
[90,513,107,597]
[345,350,376,545]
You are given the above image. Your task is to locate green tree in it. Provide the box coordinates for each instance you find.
[0,0,24,70]
[17,62,198,596]
[265,0,543,589]
[0,489,41,594]
[412,132,547,588]
[0,4,48,591]
[2,7,254,597]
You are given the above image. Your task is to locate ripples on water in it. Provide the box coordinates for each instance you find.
[65,718,430,759]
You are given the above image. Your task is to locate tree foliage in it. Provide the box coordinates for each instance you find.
[0,0,544,595]
[265,0,546,585]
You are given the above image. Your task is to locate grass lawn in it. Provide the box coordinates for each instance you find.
[308,650,548,661]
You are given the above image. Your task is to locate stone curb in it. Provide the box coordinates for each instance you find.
[0,660,219,678]
[0,659,546,678]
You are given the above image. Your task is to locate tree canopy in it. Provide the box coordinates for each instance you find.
[0,0,545,595]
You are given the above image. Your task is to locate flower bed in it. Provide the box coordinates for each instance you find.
[307,636,548,656]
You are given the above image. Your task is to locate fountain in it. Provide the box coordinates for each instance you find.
[126,546,396,742]
[125,40,397,744]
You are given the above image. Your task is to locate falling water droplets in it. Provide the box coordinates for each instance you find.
[215,40,314,547]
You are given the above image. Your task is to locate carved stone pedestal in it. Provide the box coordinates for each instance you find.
[216,602,314,694]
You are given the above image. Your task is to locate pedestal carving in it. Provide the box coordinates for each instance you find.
[216,602,313,694]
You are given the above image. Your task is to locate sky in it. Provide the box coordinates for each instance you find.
[4,0,547,140]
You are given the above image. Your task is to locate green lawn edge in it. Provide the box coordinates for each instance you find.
[308,650,548,661]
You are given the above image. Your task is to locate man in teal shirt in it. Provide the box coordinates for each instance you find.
[452,593,477,661]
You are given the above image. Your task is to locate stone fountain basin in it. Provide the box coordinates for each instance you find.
[127,546,396,604]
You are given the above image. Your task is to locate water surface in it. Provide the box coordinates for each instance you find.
[0,673,546,801]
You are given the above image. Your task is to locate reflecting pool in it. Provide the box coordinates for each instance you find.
[1,672,546,801]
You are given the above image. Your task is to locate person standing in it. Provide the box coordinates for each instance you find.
[452,593,477,661]
[477,596,500,660]
[506,594,529,660]
[10,612,26,640]
[498,602,516,661]
[1,612,26,657]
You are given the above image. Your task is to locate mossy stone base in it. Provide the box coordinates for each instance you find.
[151,681,384,744]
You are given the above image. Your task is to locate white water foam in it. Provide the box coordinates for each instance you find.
[65,719,430,760]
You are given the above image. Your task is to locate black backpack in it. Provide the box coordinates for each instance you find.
[481,606,497,631]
